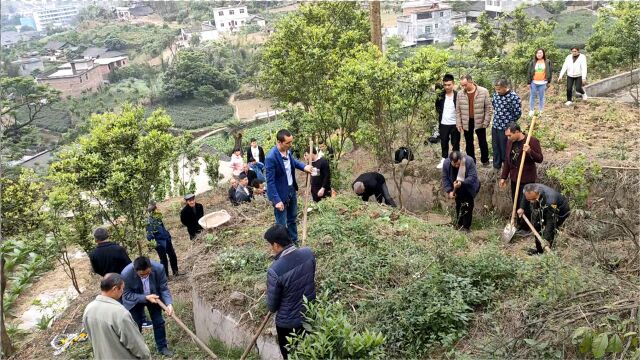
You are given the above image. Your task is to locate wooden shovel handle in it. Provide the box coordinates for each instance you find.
[510,117,537,225]
[240,311,273,360]
[301,138,313,246]
[156,300,218,359]
[521,214,552,252]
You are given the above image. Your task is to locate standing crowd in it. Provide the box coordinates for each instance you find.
[81,47,584,359]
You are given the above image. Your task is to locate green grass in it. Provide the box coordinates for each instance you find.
[148,99,234,130]
[552,10,597,49]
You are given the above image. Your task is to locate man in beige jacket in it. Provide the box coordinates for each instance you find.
[456,74,493,166]
[83,273,151,360]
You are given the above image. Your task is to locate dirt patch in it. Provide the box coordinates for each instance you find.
[231,97,277,120]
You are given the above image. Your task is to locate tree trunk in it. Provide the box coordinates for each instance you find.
[369,1,383,50]
[1,256,15,357]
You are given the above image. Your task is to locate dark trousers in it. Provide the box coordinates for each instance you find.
[532,213,569,253]
[439,124,460,159]
[311,187,331,203]
[188,229,202,240]
[464,118,489,164]
[376,183,397,207]
[276,325,304,359]
[274,186,299,243]
[130,302,167,351]
[566,76,585,101]
[455,185,475,230]
[511,181,532,229]
[491,127,508,170]
[156,240,178,276]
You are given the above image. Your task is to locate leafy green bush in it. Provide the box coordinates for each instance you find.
[553,10,597,49]
[289,296,385,359]
[571,315,639,359]
[546,154,602,208]
[217,246,270,275]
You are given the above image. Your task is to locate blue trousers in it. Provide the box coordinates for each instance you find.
[130,302,167,351]
[529,82,547,112]
[274,186,298,243]
[492,127,508,170]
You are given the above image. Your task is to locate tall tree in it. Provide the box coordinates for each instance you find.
[49,105,177,255]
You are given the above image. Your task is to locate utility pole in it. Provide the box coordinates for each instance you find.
[370,1,382,50]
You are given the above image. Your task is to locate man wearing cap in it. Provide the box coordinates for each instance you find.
[180,194,204,240]
[89,227,132,277]
[235,172,253,203]
[264,224,316,359]
[146,201,179,277]
[83,273,151,360]
[265,129,314,244]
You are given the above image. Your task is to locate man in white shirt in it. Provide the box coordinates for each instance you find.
[558,46,588,106]
[435,74,460,169]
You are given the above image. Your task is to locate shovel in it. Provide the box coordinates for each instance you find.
[240,311,273,360]
[157,300,218,359]
[502,116,537,243]
[521,214,552,253]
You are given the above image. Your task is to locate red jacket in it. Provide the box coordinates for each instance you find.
[500,135,543,183]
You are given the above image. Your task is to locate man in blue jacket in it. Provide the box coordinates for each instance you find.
[121,257,174,357]
[265,129,314,244]
[264,224,316,359]
[146,201,179,278]
[442,151,480,233]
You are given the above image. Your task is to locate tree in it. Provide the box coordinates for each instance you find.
[0,77,60,144]
[104,34,126,51]
[189,33,201,47]
[163,49,239,100]
[259,2,370,110]
[476,12,500,59]
[587,2,640,106]
[48,105,177,255]
[453,25,472,78]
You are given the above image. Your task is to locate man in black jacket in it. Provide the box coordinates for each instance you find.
[305,148,331,202]
[435,74,460,169]
[89,227,131,276]
[228,178,239,206]
[246,138,265,164]
[264,224,316,359]
[518,183,571,255]
[180,194,204,240]
[352,172,396,207]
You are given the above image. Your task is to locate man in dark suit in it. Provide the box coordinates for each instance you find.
[89,227,131,276]
[146,201,179,277]
[305,147,331,202]
[121,256,174,357]
[247,138,265,164]
[442,151,480,233]
[352,172,397,207]
[179,194,204,240]
[241,163,257,185]
[265,129,314,244]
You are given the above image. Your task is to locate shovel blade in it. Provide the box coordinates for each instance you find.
[502,223,517,243]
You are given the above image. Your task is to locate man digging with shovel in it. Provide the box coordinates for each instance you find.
[442,151,480,233]
[518,183,571,255]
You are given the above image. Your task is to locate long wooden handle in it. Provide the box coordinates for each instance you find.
[301,139,313,246]
[157,300,218,359]
[240,311,273,360]
[521,214,551,251]
[510,117,537,225]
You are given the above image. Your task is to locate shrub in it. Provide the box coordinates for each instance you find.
[546,154,602,208]
[289,295,385,360]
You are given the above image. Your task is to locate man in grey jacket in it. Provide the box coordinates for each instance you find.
[83,273,151,360]
[122,257,174,357]
[265,224,316,359]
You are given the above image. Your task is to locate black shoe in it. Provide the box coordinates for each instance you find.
[159,347,174,357]
[173,271,183,276]
[515,229,532,237]
[459,227,471,234]
[526,248,541,256]
[427,135,440,144]
[481,162,490,168]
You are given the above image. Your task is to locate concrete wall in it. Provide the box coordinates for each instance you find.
[192,288,281,360]
[584,68,640,97]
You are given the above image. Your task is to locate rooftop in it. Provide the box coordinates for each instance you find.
[94,56,128,65]
[11,57,42,64]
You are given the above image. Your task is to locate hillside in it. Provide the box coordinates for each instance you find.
[7,94,640,359]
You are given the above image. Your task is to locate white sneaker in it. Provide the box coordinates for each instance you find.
[436,158,445,169]
[565,101,573,106]
[582,93,588,100]
[528,110,535,117]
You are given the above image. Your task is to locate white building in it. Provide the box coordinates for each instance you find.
[397,1,454,46]
[485,0,538,15]
[213,5,250,32]
[33,5,79,31]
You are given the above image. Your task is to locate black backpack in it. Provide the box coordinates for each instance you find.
[394,147,415,164]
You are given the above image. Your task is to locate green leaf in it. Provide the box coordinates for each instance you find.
[572,326,592,343]
[592,333,609,359]
[606,334,623,353]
